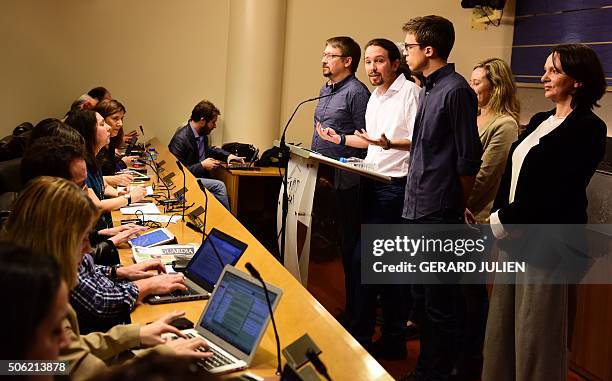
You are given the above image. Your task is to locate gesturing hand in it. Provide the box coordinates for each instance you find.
[316,122,340,144]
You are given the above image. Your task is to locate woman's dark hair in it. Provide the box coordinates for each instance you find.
[65,109,99,171]
[551,44,607,110]
[365,38,413,81]
[0,243,61,360]
[95,99,126,151]
[88,86,111,102]
[29,118,85,147]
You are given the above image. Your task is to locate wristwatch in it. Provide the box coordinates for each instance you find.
[109,265,119,280]
[123,193,131,205]
[382,136,392,150]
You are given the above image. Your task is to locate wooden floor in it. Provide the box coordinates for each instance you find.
[306,251,588,381]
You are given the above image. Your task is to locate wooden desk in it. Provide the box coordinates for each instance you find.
[116,138,391,381]
[212,166,283,217]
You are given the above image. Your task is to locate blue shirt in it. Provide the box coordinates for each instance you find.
[403,64,482,219]
[312,74,370,160]
[86,165,112,229]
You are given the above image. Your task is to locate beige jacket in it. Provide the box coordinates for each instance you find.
[467,114,518,223]
[60,305,173,381]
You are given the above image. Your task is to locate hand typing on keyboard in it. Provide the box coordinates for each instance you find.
[140,310,188,346]
[166,335,212,360]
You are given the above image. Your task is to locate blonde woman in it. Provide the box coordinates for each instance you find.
[454,58,520,381]
[3,177,210,381]
[466,58,520,223]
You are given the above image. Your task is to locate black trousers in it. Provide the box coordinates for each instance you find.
[351,178,409,345]
[407,209,466,381]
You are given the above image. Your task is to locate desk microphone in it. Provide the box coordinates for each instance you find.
[245,262,282,377]
[175,160,187,222]
[196,180,209,236]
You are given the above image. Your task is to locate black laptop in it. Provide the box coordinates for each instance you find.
[227,149,259,170]
[146,228,248,304]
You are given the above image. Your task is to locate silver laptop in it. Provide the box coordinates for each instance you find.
[180,265,282,374]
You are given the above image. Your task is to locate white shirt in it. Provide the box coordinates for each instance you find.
[364,74,420,178]
[490,115,566,238]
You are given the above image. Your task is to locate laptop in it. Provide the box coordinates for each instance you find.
[179,265,282,374]
[227,149,259,170]
[146,228,248,304]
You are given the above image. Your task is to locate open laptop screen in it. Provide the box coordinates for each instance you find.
[200,271,279,355]
[185,229,247,291]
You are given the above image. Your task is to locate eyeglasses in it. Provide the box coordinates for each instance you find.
[398,42,423,53]
[321,53,346,61]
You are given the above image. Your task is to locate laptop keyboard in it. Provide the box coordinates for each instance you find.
[228,163,253,170]
[185,333,234,370]
[170,287,198,297]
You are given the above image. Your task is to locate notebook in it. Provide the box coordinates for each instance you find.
[146,228,248,304]
[179,265,282,374]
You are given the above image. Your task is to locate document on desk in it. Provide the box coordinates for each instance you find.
[120,202,161,215]
[141,214,182,224]
[132,243,199,264]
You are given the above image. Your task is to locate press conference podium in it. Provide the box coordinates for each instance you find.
[276,142,391,285]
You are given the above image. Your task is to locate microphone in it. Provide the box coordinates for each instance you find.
[278,92,336,265]
[139,125,146,146]
[175,160,187,222]
[245,262,282,377]
[196,180,209,236]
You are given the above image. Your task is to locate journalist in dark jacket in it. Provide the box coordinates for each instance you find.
[483,44,608,381]
[168,100,242,209]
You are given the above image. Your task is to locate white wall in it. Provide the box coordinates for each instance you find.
[0,0,230,146]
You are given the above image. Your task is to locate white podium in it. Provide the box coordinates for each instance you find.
[276,142,391,285]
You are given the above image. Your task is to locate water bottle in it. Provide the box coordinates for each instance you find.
[148,148,158,161]
[339,157,377,171]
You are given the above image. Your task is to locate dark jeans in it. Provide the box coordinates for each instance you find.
[406,209,465,381]
[351,178,409,345]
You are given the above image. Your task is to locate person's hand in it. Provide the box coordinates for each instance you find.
[227,154,245,164]
[139,310,187,347]
[201,158,222,171]
[117,259,166,280]
[130,186,147,203]
[107,226,147,246]
[316,122,340,144]
[135,273,187,303]
[355,129,388,147]
[166,337,212,359]
[122,155,140,166]
[98,223,147,236]
[464,208,476,225]
[106,173,134,187]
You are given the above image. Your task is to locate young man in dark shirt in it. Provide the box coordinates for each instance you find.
[400,16,482,381]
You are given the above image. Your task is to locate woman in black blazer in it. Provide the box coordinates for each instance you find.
[482,44,607,381]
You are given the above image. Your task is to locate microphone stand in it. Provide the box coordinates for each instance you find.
[245,262,282,377]
[278,93,335,264]
[175,160,187,223]
[196,180,209,235]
